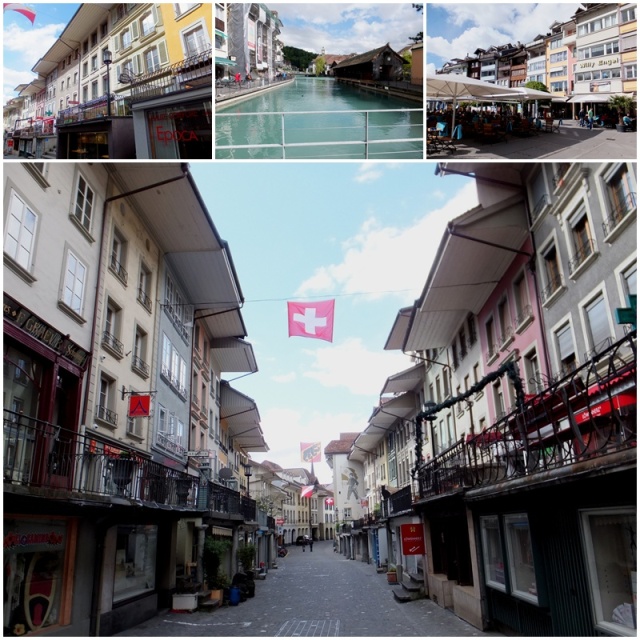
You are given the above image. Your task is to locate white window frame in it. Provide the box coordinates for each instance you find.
[62,247,87,315]
[480,515,507,592]
[4,189,38,275]
[580,507,637,636]
[504,513,539,605]
[72,172,95,234]
[180,19,210,58]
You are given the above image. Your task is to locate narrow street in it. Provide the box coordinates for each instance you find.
[116,541,501,637]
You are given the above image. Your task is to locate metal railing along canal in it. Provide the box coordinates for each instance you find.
[216,108,424,159]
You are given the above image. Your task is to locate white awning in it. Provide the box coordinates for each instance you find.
[567,93,635,104]
[211,526,233,537]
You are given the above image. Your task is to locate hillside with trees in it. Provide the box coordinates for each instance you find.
[283,45,318,71]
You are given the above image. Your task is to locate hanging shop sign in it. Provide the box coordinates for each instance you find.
[400,523,425,556]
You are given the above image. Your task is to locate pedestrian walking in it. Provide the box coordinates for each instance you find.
[309,538,314,552]
[302,537,307,552]
[588,106,594,130]
[578,107,585,127]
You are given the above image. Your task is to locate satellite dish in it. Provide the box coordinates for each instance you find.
[219,467,234,479]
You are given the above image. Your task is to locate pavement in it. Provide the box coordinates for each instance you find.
[427,120,637,160]
[114,541,503,637]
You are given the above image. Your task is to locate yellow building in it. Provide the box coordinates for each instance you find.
[160,3,213,64]
[619,4,637,94]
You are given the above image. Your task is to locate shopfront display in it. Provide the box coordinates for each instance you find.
[3,518,75,636]
[146,100,212,159]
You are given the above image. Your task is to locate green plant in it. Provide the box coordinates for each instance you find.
[237,543,257,571]
[387,564,397,573]
[203,538,231,587]
[214,570,230,590]
[608,94,636,125]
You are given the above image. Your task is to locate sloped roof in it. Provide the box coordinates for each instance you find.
[332,44,402,69]
[324,432,360,454]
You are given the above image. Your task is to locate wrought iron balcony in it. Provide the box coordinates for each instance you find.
[415,331,636,499]
[602,192,637,236]
[56,95,132,126]
[102,330,124,357]
[109,253,128,284]
[126,48,212,103]
[3,411,198,507]
[131,355,149,377]
[568,238,595,273]
[137,287,152,312]
[541,272,563,303]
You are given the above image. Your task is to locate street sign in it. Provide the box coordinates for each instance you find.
[186,451,212,457]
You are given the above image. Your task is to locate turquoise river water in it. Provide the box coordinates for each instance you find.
[215,77,423,160]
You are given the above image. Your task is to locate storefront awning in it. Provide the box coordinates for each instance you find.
[215,57,236,67]
[567,93,635,104]
[211,526,233,537]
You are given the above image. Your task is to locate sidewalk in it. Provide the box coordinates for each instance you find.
[114,541,504,637]
[215,77,294,104]
[428,120,638,160]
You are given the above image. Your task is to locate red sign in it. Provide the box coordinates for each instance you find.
[575,392,636,424]
[7,139,13,148]
[401,524,425,556]
[128,394,151,417]
[276,518,285,525]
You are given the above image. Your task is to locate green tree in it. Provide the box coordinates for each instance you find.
[283,46,317,71]
[409,3,423,43]
[608,94,635,125]
[524,80,549,93]
[315,57,326,76]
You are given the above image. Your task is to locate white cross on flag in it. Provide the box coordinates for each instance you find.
[287,300,335,343]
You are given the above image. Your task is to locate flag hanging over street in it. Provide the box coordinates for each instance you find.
[287,299,335,342]
[300,485,315,499]
[300,442,322,463]
[3,3,36,24]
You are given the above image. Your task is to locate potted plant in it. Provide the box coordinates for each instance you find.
[237,543,257,573]
[204,537,231,599]
[608,94,635,132]
[386,564,398,584]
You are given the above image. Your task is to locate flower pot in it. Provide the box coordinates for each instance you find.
[616,124,626,132]
[387,572,398,584]
[210,588,223,602]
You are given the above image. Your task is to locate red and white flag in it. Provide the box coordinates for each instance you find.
[300,485,315,499]
[3,4,37,24]
[287,300,335,343]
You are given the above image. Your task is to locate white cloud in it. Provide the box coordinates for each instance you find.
[427,2,578,63]
[302,337,410,395]
[294,180,480,304]
[272,372,297,383]
[271,3,423,53]
[254,406,366,483]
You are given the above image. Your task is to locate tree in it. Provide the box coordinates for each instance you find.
[409,3,423,43]
[608,94,636,125]
[524,80,549,93]
[282,46,317,71]
[315,57,326,76]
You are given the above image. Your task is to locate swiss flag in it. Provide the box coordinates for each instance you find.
[287,300,335,342]
[300,485,315,499]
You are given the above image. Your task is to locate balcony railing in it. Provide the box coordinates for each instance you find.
[137,287,152,312]
[541,272,563,303]
[3,412,198,506]
[415,331,636,499]
[109,254,128,284]
[102,330,124,357]
[126,48,212,103]
[568,238,594,273]
[602,192,637,236]
[56,95,132,126]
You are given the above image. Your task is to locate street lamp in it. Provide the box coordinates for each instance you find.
[243,462,253,497]
[103,48,113,117]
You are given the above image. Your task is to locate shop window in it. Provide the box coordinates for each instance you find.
[113,525,157,603]
[504,513,539,605]
[580,508,636,635]
[3,518,71,635]
[62,249,87,315]
[4,190,38,274]
[72,174,95,232]
[480,516,507,591]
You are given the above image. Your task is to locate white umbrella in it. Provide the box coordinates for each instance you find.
[427,73,551,132]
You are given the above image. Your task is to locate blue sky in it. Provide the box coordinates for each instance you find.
[426,2,580,76]
[271,3,424,55]
[3,3,80,104]
[190,162,476,483]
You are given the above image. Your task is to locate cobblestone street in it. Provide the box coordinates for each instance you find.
[116,541,502,637]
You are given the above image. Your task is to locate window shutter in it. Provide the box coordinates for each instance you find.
[116,64,122,81]
[152,3,163,26]
[158,40,168,65]
[113,34,120,52]
[557,325,574,360]
[131,20,139,40]
[132,54,141,74]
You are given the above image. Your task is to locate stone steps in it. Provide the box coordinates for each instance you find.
[392,572,426,604]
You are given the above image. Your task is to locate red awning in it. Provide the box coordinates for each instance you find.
[574,392,636,424]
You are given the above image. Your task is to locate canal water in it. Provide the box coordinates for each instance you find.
[215,77,423,160]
